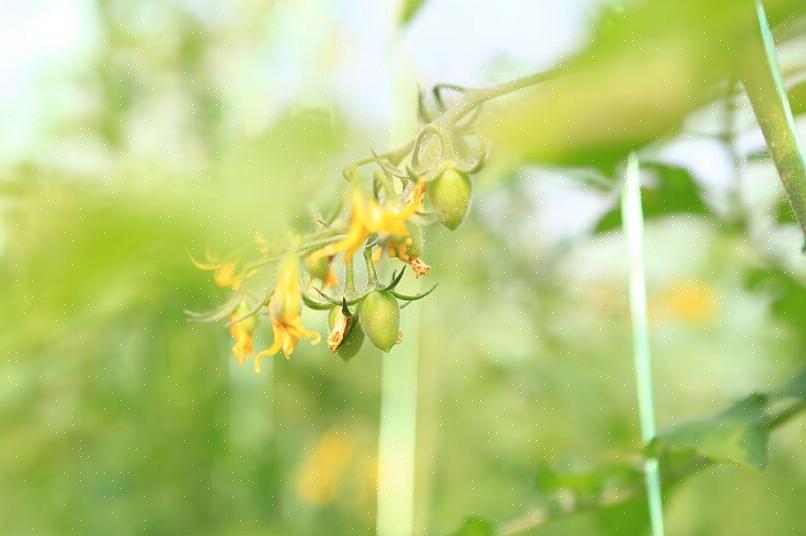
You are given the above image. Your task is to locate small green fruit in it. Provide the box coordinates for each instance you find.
[328,306,364,361]
[359,290,400,352]
[428,168,471,230]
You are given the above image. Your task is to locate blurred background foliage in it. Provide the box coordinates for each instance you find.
[1,1,806,535]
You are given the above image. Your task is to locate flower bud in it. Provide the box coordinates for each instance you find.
[304,253,330,281]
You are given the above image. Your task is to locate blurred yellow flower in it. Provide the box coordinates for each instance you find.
[191,249,242,290]
[313,181,426,261]
[229,302,256,365]
[651,281,719,325]
[254,254,320,371]
[295,429,356,505]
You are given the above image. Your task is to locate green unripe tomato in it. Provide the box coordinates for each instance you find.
[304,253,330,281]
[328,306,364,361]
[428,168,471,231]
[359,290,400,352]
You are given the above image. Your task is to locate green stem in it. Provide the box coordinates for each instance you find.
[363,245,380,288]
[240,233,346,273]
[621,153,665,536]
[763,397,806,430]
[344,256,356,298]
[373,171,398,200]
[296,234,345,256]
[742,0,806,246]
[349,67,559,172]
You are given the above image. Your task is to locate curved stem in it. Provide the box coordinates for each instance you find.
[363,245,380,288]
[348,66,559,174]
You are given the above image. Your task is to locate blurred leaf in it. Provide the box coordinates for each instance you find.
[486,0,805,172]
[747,147,771,161]
[536,460,642,498]
[449,516,494,536]
[745,267,806,347]
[595,162,709,232]
[591,492,650,536]
[770,368,806,399]
[400,0,426,25]
[650,394,769,470]
[215,108,347,233]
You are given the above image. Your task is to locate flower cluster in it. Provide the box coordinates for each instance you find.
[189,86,487,372]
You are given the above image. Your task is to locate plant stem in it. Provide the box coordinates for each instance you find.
[742,0,806,246]
[350,67,559,172]
[621,153,665,536]
[374,170,398,200]
[498,384,806,535]
[239,233,346,274]
[363,245,380,288]
[344,256,356,298]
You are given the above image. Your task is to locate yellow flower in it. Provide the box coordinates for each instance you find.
[229,302,256,365]
[254,254,320,371]
[384,236,431,277]
[313,181,426,261]
[191,249,242,290]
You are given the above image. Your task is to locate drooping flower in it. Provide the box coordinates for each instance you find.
[191,249,242,290]
[254,254,321,371]
[229,302,256,365]
[384,219,431,277]
[327,308,352,351]
[312,181,427,261]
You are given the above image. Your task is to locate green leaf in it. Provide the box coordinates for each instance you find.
[399,0,426,25]
[486,0,805,171]
[745,267,806,347]
[448,516,494,536]
[650,394,769,470]
[595,162,709,233]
